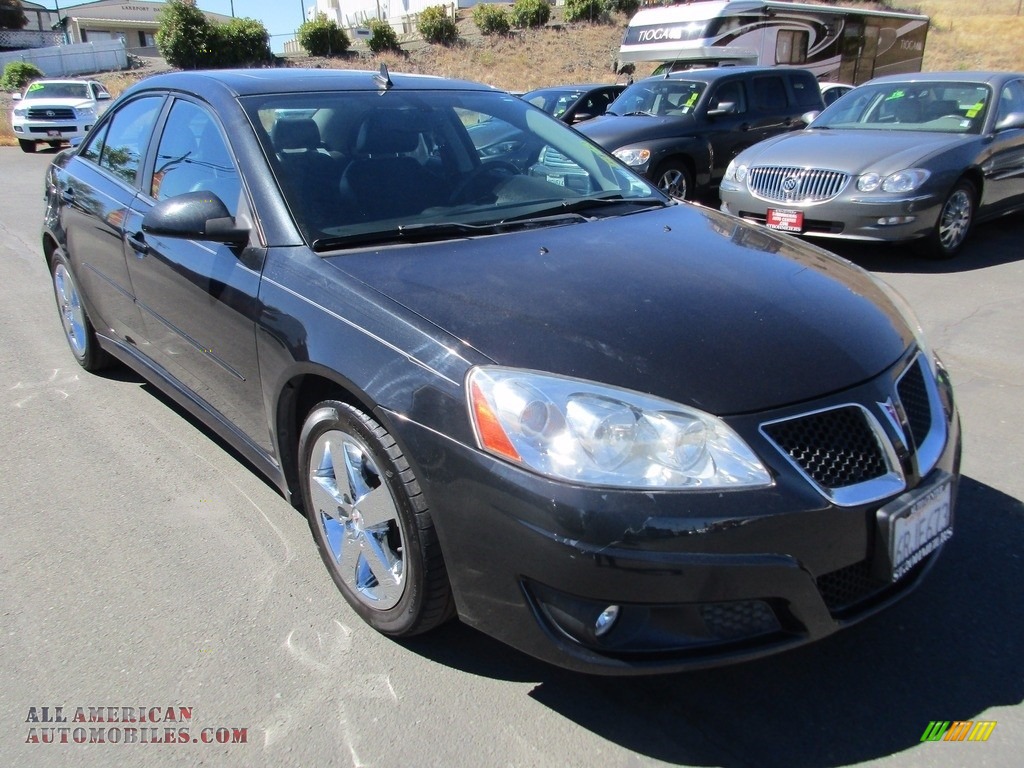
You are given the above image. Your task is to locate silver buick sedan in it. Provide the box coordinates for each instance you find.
[720,71,1024,258]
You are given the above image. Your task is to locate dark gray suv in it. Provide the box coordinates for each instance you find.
[575,67,825,201]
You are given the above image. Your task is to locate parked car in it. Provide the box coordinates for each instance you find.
[820,81,855,106]
[521,83,626,124]
[574,66,824,200]
[43,68,959,675]
[11,78,111,153]
[720,71,1024,258]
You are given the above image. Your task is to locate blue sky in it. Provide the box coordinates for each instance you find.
[53,1,314,53]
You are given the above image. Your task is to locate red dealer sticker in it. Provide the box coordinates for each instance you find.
[766,208,804,233]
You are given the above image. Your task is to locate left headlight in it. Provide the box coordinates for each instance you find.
[857,168,930,193]
[467,367,772,490]
[13,107,27,117]
[76,106,96,118]
[613,148,651,168]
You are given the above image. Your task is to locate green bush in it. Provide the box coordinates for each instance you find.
[510,0,551,29]
[367,18,400,53]
[215,17,273,66]
[1,61,43,92]
[472,4,511,36]
[563,0,607,24]
[609,0,641,16]
[417,5,458,46]
[297,12,350,57]
[156,0,215,70]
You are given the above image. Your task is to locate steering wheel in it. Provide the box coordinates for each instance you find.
[448,161,518,205]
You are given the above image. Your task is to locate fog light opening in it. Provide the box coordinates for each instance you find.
[594,605,620,637]
[876,215,916,226]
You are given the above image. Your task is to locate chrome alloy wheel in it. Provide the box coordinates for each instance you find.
[53,262,88,359]
[307,430,406,609]
[658,167,688,199]
[937,187,972,252]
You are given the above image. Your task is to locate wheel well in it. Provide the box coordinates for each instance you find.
[959,169,983,201]
[42,234,58,268]
[276,374,367,509]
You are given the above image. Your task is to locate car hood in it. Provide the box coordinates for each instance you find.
[577,113,698,149]
[739,128,966,173]
[19,97,95,110]
[325,205,913,415]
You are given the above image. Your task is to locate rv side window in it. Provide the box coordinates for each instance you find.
[776,30,808,65]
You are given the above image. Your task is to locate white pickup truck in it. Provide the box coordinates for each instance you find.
[11,79,111,153]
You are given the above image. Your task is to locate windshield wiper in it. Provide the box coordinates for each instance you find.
[312,218,588,251]
[502,195,668,223]
[622,110,656,117]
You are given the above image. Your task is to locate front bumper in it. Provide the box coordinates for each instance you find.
[720,187,943,244]
[12,120,92,143]
[392,352,961,674]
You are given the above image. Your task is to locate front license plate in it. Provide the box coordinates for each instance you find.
[885,479,953,580]
[546,174,565,186]
[766,208,803,232]
[46,129,62,137]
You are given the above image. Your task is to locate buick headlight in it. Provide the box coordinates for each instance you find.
[722,160,748,185]
[857,168,930,193]
[613,148,651,167]
[467,367,772,489]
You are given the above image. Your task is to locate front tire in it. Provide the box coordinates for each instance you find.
[921,179,975,259]
[19,139,37,153]
[298,401,454,637]
[652,160,693,200]
[50,249,111,372]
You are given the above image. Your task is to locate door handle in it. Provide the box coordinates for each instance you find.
[126,232,149,256]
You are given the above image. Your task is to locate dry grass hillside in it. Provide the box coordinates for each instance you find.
[2,0,1024,146]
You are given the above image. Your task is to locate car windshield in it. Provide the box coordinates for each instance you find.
[812,81,992,134]
[607,80,705,116]
[522,89,585,119]
[243,89,663,249]
[25,82,90,100]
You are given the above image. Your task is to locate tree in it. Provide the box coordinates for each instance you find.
[297,12,350,57]
[0,0,29,31]
[216,17,273,66]
[156,0,214,70]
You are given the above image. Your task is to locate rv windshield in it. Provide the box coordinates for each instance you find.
[608,80,706,116]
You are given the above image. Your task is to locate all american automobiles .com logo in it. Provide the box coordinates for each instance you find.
[24,706,247,746]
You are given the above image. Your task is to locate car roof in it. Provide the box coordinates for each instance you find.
[123,68,498,99]
[638,66,810,84]
[867,71,1024,86]
[525,83,619,94]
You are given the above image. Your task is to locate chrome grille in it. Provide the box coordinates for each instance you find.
[762,406,888,489]
[27,107,75,120]
[896,358,931,450]
[747,165,850,204]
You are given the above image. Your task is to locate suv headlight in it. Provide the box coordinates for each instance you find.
[13,106,27,117]
[76,106,96,118]
[467,367,772,489]
[613,148,651,167]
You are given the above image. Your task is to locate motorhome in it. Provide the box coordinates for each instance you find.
[617,1,929,84]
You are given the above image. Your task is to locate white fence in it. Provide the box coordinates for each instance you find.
[0,40,128,78]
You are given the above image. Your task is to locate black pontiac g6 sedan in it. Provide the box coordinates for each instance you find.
[42,68,960,674]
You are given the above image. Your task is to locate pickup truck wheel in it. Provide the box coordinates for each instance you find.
[19,139,37,153]
[653,160,692,200]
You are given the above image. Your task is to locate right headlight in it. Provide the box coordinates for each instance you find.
[612,148,651,167]
[467,367,772,490]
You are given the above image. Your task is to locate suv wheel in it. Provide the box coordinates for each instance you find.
[18,139,37,153]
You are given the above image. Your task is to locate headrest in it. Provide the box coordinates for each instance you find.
[272,117,321,152]
[354,110,423,156]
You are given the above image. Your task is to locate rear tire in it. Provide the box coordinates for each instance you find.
[19,139,37,153]
[299,400,455,637]
[50,248,112,372]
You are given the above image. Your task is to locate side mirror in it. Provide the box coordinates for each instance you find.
[98,91,111,101]
[142,191,249,247]
[706,101,737,118]
[994,111,1024,131]
[801,110,821,126]
[12,92,21,102]
[569,112,595,124]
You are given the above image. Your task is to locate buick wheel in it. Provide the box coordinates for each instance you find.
[923,179,975,259]
[50,249,111,371]
[298,401,454,636]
